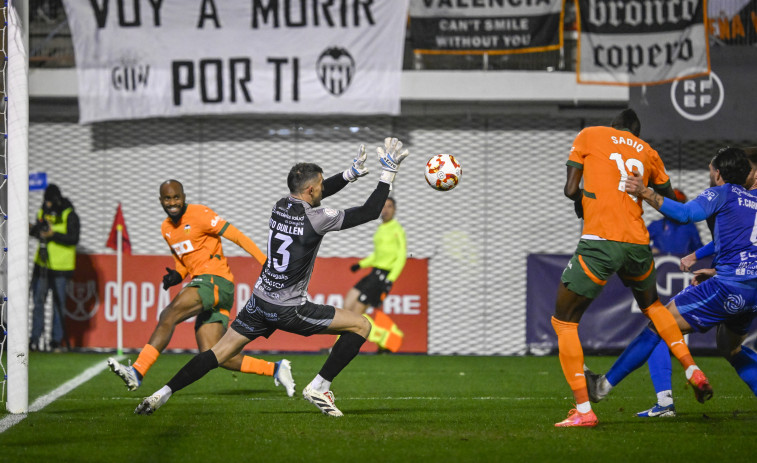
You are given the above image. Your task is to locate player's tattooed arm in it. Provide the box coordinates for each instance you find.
[638,187,665,210]
[625,170,664,210]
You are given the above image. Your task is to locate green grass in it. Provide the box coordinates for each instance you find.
[2,353,757,462]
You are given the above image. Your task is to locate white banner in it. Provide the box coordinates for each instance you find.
[577,0,710,85]
[62,1,409,123]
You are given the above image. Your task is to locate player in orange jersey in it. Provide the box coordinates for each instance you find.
[108,180,295,397]
[552,109,711,427]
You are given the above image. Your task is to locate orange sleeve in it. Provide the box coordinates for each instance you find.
[567,129,589,167]
[172,253,189,279]
[221,223,267,265]
[648,148,671,187]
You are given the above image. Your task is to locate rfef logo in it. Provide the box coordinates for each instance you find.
[670,71,724,121]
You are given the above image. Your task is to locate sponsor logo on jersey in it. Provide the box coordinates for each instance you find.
[701,189,717,201]
[211,215,221,227]
[323,208,338,217]
[172,239,194,256]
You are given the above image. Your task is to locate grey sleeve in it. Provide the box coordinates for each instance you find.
[309,207,346,235]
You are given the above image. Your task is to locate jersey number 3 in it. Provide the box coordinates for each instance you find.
[267,230,292,272]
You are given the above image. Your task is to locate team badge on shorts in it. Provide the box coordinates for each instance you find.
[724,293,745,314]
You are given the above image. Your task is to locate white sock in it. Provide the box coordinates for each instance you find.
[657,390,673,407]
[576,401,592,414]
[599,377,614,395]
[685,365,700,380]
[157,385,172,398]
[309,375,331,393]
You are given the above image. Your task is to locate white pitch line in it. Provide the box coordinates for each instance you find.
[0,356,121,434]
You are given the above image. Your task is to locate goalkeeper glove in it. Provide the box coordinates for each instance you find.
[350,263,361,272]
[342,144,369,182]
[162,267,183,290]
[377,137,410,184]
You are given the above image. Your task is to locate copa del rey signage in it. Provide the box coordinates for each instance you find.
[62,0,409,123]
[65,255,428,353]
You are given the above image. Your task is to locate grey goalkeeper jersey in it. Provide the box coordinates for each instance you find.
[253,196,345,306]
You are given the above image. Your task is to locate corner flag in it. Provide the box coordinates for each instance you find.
[106,203,131,254]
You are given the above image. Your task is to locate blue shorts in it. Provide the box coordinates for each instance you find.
[672,276,757,335]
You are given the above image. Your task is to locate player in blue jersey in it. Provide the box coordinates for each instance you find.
[632,148,757,417]
[585,147,757,410]
[647,189,703,256]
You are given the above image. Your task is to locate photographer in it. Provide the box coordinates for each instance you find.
[29,184,79,352]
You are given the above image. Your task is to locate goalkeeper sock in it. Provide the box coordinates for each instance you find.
[132,343,160,379]
[309,374,332,394]
[606,327,660,386]
[642,301,695,370]
[551,316,589,404]
[240,356,275,377]
[647,338,673,394]
[318,331,366,382]
[166,349,219,393]
[728,346,757,396]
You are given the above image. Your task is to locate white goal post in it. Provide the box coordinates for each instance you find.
[5,0,30,414]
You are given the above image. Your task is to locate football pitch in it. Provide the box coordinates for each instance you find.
[2,353,756,462]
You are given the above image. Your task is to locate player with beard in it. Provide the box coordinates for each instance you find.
[134,137,409,417]
[108,180,295,397]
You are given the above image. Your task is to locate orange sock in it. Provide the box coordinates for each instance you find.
[551,316,589,404]
[642,301,695,370]
[132,344,160,378]
[241,356,275,377]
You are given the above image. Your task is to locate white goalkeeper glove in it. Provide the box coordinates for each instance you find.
[343,144,369,182]
[377,137,410,184]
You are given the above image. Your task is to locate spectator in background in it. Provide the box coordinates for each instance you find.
[29,184,80,352]
[647,189,703,256]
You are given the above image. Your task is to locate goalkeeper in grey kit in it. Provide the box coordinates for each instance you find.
[135,137,410,417]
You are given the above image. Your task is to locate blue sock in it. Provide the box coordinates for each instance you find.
[606,327,661,386]
[728,345,757,396]
[647,338,673,393]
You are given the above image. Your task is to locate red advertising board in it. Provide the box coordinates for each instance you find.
[64,254,428,353]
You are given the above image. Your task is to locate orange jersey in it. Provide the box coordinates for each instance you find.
[568,126,670,245]
[161,204,234,282]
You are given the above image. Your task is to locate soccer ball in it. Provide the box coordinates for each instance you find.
[424,154,462,191]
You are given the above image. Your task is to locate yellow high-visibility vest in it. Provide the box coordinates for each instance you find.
[35,207,76,271]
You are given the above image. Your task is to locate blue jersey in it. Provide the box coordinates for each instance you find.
[660,183,757,281]
[647,218,702,255]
